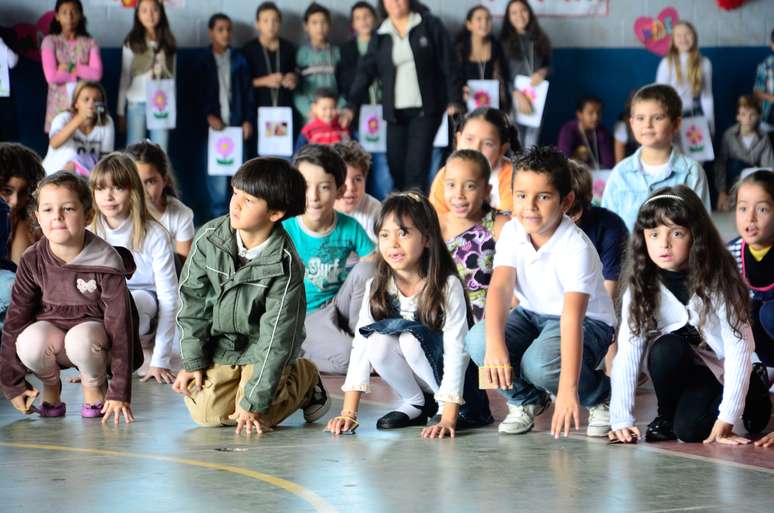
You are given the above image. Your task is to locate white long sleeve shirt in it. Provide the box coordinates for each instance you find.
[656,54,714,131]
[610,286,754,430]
[94,218,179,369]
[343,275,470,405]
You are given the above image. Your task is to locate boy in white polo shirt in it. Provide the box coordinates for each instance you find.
[465,146,616,437]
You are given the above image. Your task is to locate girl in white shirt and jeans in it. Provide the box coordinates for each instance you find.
[610,186,771,445]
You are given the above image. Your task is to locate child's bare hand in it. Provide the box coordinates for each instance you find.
[10,387,38,414]
[421,419,456,439]
[703,420,750,445]
[551,389,580,438]
[608,426,640,443]
[172,369,204,397]
[326,414,358,435]
[229,406,272,435]
[281,73,297,90]
[242,121,253,140]
[483,347,512,390]
[754,432,774,448]
[101,400,134,424]
[140,366,176,384]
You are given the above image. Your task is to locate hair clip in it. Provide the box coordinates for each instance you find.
[400,191,424,202]
[644,194,683,205]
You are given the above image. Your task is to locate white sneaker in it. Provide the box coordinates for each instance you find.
[587,402,610,437]
[498,402,549,434]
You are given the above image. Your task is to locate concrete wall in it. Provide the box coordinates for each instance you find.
[1,0,772,49]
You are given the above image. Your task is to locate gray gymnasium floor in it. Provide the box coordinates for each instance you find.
[1,212,773,513]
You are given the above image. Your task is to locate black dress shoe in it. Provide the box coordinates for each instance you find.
[645,416,677,442]
[376,411,429,429]
[743,362,772,434]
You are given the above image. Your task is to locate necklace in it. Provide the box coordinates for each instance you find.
[261,43,281,107]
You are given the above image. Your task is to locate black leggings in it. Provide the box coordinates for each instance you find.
[386,108,443,192]
[648,331,771,442]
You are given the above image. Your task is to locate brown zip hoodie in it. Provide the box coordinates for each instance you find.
[0,232,142,403]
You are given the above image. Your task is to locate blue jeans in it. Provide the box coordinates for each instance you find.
[126,102,169,152]
[0,269,16,329]
[465,306,613,407]
[367,151,393,200]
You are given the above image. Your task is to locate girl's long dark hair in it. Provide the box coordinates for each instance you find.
[620,185,749,342]
[499,0,551,63]
[370,192,473,330]
[452,107,522,156]
[125,141,178,198]
[124,0,177,55]
[50,0,90,37]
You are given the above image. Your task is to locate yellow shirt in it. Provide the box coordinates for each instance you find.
[749,244,772,262]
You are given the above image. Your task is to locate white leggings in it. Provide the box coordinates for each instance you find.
[131,289,158,340]
[366,332,439,414]
[16,321,109,388]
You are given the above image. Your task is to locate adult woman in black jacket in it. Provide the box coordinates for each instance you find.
[345,0,463,192]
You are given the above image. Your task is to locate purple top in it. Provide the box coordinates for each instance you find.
[558,119,614,170]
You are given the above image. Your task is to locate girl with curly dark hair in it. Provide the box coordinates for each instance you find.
[609,185,771,446]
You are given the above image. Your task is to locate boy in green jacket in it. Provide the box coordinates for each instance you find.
[173,158,329,434]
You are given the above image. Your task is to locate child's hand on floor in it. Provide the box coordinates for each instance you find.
[101,400,134,424]
[326,412,358,435]
[140,366,176,384]
[754,432,774,448]
[172,369,204,397]
[230,406,272,435]
[10,386,38,414]
[421,419,456,439]
[703,420,751,445]
[552,389,580,438]
[608,426,640,443]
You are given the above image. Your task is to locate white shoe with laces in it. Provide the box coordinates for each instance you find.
[586,402,610,437]
[498,402,550,434]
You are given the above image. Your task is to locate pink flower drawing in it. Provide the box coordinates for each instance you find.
[473,90,491,108]
[152,89,169,118]
[215,136,235,165]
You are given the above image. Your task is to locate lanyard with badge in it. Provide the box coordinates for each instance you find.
[578,126,601,170]
[261,44,281,107]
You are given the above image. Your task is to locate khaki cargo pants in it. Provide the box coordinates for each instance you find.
[184,358,319,427]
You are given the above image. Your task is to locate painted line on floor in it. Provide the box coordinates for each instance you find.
[0,442,340,513]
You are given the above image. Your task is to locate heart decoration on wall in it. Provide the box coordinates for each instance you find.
[10,10,54,62]
[717,0,744,10]
[633,7,679,56]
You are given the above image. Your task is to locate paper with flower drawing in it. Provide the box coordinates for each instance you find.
[514,75,549,128]
[679,116,714,162]
[466,80,499,111]
[258,106,293,156]
[358,104,387,153]
[208,127,243,176]
[145,79,176,130]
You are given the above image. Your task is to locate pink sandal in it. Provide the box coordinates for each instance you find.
[81,402,104,418]
[38,402,66,417]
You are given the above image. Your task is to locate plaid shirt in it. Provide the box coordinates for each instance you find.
[754,55,774,124]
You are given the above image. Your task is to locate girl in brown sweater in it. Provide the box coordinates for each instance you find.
[0,171,140,424]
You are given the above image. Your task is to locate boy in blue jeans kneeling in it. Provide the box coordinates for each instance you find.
[466,146,616,437]
[173,158,329,434]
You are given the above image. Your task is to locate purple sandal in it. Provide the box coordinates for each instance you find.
[81,402,104,418]
[38,402,66,417]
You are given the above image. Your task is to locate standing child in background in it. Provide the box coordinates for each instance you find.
[283,144,374,375]
[456,5,511,112]
[602,84,710,231]
[558,96,613,170]
[117,0,177,150]
[500,0,551,149]
[430,108,521,215]
[656,21,714,132]
[440,149,508,321]
[327,193,475,437]
[126,141,194,259]
[173,158,329,433]
[609,186,771,444]
[42,81,114,176]
[728,171,774,369]
[243,2,298,154]
[466,146,615,438]
[337,2,392,200]
[296,88,351,150]
[90,153,178,385]
[295,3,343,124]
[0,31,21,142]
[753,30,774,144]
[332,140,382,242]
[715,96,774,211]
[613,96,638,164]
[203,13,254,219]
[0,143,45,266]
[0,171,140,424]
[41,0,102,133]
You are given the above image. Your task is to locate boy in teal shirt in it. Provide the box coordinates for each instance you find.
[283,144,374,374]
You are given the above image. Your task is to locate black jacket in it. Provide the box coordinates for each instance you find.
[348,13,463,123]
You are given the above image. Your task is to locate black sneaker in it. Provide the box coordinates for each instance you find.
[303,376,331,423]
[743,362,772,434]
[645,416,677,442]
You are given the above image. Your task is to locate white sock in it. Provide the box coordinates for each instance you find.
[367,333,426,419]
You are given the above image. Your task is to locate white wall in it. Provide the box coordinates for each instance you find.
[0,0,772,49]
